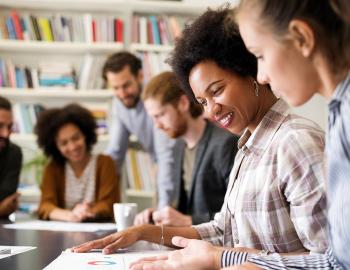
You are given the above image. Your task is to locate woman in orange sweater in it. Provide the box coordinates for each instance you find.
[35,103,120,222]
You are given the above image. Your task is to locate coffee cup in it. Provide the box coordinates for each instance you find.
[113,203,137,231]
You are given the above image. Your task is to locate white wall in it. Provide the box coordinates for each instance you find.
[291,94,328,130]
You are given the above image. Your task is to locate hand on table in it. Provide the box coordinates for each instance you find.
[71,202,95,222]
[130,236,221,270]
[152,207,192,227]
[71,225,142,254]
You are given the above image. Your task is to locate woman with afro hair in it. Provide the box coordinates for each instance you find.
[36,103,120,222]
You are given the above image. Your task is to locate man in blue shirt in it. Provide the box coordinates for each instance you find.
[0,96,22,218]
[103,52,177,211]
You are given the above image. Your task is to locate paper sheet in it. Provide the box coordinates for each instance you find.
[0,245,36,260]
[3,220,117,232]
[44,250,169,270]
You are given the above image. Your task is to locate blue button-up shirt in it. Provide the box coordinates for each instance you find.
[327,73,350,269]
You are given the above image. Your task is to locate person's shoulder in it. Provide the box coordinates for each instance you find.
[277,114,325,153]
[8,142,22,158]
[96,154,115,166]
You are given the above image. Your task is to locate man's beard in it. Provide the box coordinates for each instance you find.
[164,113,188,139]
[120,95,140,108]
[0,136,9,152]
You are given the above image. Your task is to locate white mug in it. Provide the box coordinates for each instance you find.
[113,203,137,231]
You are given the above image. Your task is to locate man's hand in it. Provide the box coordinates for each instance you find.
[0,192,19,217]
[130,236,222,270]
[72,225,143,254]
[72,202,95,221]
[152,207,192,226]
[134,208,155,225]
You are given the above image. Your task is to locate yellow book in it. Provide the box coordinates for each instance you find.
[129,149,142,190]
[38,17,53,41]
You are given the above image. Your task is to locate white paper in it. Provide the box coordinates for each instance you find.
[0,245,36,260]
[3,221,117,232]
[44,249,169,270]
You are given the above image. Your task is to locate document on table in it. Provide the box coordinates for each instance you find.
[3,220,117,232]
[0,246,36,260]
[44,249,169,270]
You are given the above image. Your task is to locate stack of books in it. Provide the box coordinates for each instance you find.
[0,10,123,43]
[38,62,75,89]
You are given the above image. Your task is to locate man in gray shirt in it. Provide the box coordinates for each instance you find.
[103,52,177,209]
[0,96,22,218]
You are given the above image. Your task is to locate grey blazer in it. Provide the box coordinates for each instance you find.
[172,120,239,224]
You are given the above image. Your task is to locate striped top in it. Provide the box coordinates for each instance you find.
[194,99,328,253]
[64,155,97,209]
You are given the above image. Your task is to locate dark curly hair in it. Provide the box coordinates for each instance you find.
[35,103,97,165]
[168,7,257,102]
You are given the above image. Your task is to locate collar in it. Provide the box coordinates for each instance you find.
[238,99,290,156]
[329,73,350,112]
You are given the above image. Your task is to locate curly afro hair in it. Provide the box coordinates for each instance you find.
[168,7,257,102]
[35,103,97,165]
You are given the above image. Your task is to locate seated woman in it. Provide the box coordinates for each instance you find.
[36,103,120,222]
[72,7,327,254]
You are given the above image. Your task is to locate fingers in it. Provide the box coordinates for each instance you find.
[72,234,116,253]
[171,236,190,248]
[134,208,154,225]
[129,255,168,268]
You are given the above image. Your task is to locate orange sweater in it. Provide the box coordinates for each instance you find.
[38,154,120,220]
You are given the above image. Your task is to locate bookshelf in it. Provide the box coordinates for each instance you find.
[0,0,228,209]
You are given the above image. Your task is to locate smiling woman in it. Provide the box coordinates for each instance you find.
[35,104,120,222]
[168,6,328,254]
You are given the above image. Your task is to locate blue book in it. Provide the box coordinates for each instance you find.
[6,17,16,40]
[149,16,161,45]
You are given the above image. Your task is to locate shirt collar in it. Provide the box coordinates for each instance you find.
[329,73,350,111]
[238,99,290,155]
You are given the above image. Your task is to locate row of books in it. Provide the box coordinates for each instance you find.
[137,51,171,83]
[0,56,106,90]
[12,103,45,134]
[125,148,156,192]
[0,58,76,89]
[0,11,123,43]
[132,15,191,45]
[12,103,109,135]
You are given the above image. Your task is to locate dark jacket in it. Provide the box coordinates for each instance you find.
[0,142,22,202]
[173,120,239,224]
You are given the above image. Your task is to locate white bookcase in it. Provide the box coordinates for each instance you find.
[0,0,238,209]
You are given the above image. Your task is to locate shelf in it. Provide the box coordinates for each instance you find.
[0,40,124,54]
[130,43,173,53]
[0,88,113,102]
[0,0,127,12]
[11,133,109,143]
[126,189,154,198]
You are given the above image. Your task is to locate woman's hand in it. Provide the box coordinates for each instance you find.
[71,225,144,254]
[130,236,222,270]
[72,202,95,221]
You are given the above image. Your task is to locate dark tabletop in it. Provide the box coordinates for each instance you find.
[0,217,111,270]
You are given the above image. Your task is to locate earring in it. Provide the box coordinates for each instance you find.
[253,80,259,97]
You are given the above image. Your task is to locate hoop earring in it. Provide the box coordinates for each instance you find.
[253,80,259,97]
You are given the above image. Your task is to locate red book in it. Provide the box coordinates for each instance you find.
[116,19,123,42]
[10,11,24,40]
[147,19,153,44]
[92,19,96,42]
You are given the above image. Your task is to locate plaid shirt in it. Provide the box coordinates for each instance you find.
[194,99,328,253]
